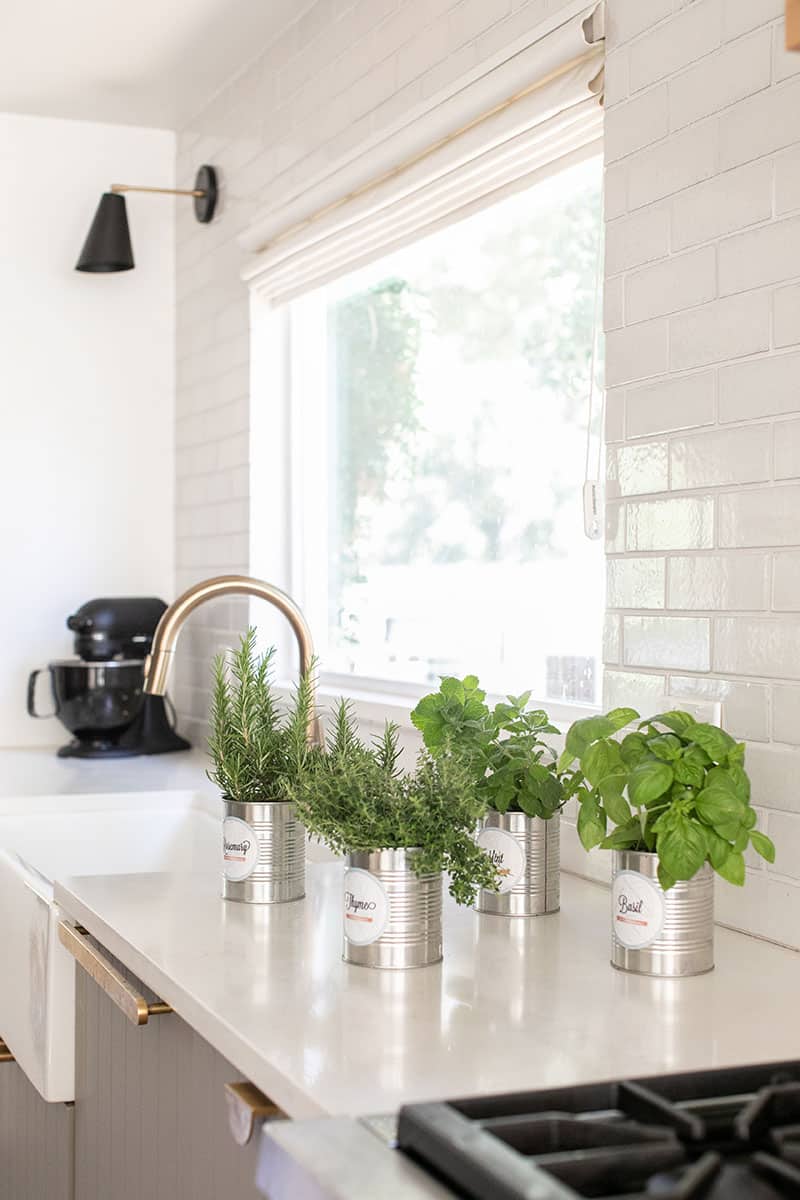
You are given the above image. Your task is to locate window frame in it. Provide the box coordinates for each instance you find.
[250,163,605,733]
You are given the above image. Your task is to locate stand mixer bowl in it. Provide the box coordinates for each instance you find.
[27,660,146,757]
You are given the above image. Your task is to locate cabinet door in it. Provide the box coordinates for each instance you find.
[0,1052,74,1200]
[74,945,267,1200]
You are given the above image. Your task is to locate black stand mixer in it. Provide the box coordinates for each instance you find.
[27,598,191,758]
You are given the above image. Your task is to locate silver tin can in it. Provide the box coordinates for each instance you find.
[475,811,560,917]
[343,848,443,969]
[222,798,305,904]
[611,849,714,977]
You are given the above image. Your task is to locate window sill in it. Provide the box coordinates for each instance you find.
[275,675,599,737]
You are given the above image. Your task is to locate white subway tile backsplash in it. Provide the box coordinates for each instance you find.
[605,205,670,275]
[627,119,719,210]
[715,617,800,680]
[719,486,800,548]
[626,372,715,438]
[722,0,783,41]
[775,420,800,481]
[767,810,800,880]
[774,285,800,350]
[669,425,770,490]
[718,215,800,298]
[719,75,800,170]
[603,669,666,713]
[607,442,669,497]
[668,554,768,611]
[604,613,621,665]
[772,552,800,610]
[626,496,714,551]
[605,85,669,164]
[746,743,800,814]
[773,22,800,85]
[773,686,800,745]
[671,161,772,251]
[607,556,666,609]
[628,0,722,93]
[605,319,670,387]
[623,615,711,670]
[605,389,625,443]
[775,146,800,216]
[607,0,672,46]
[606,501,626,554]
[670,292,770,371]
[603,274,624,331]
[669,675,769,742]
[625,246,716,324]
[719,351,800,422]
[668,27,771,131]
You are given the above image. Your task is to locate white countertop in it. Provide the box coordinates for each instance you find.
[0,747,214,802]
[55,865,800,1121]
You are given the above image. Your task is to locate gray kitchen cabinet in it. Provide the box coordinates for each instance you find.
[73,939,270,1200]
[0,1050,74,1200]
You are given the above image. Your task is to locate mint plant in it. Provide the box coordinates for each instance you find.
[411,675,565,820]
[559,708,775,891]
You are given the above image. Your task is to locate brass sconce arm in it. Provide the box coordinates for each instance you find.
[110,183,206,198]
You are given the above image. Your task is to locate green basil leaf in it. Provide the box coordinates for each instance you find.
[715,850,746,887]
[565,715,613,760]
[620,732,652,767]
[605,707,639,732]
[673,756,705,789]
[657,862,676,891]
[690,723,737,763]
[695,786,744,829]
[648,733,683,762]
[656,815,707,881]
[704,827,731,871]
[627,760,673,808]
[576,793,606,851]
[641,710,696,736]
[603,790,632,826]
[581,739,624,788]
[750,830,776,864]
[599,817,641,850]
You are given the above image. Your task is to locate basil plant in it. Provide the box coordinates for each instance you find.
[559,708,775,891]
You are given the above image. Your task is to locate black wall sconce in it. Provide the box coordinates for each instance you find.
[76,165,218,273]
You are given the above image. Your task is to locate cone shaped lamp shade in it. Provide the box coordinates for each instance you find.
[75,192,134,272]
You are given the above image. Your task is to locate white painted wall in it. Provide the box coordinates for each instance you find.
[0,113,176,747]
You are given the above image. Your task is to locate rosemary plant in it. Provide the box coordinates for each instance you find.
[289,701,498,905]
[207,627,317,803]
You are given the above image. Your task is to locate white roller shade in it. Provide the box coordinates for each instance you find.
[242,2,604,306]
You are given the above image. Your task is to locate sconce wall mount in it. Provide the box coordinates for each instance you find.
[76,164,218,274]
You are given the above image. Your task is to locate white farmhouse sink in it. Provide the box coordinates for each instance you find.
[0,789,220,1102]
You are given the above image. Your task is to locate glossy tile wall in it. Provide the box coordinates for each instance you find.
[596,0,800,948]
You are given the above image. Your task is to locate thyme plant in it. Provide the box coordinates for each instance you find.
[207,627,317,803]
[289,701,498,905]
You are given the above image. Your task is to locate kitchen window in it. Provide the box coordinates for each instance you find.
[282,153,604,706]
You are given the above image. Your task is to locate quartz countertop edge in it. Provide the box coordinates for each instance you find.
[53,864,800,1122]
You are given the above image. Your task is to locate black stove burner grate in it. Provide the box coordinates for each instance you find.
[397,1061,800,1200]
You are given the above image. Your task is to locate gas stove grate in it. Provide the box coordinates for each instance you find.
[397,1061,800,1200]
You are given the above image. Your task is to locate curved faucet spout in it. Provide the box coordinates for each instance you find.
[143,574,321,746]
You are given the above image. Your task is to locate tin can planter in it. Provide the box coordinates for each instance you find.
[475,811,560,917]
[343,848,443,969]
[611,849,714,977]
[222,798,305,904]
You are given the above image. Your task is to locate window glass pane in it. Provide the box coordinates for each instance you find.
[307,155,603,702]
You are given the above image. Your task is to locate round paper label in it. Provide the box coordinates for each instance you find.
[612,870,665,950]
[343,868,389,945]
[477,826,526,893]
[222,817,259,882]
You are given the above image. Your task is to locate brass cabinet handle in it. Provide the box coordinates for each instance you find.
[224,1081,285,1146]
[58,921,172,1027]
[0,1038,14,1063]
